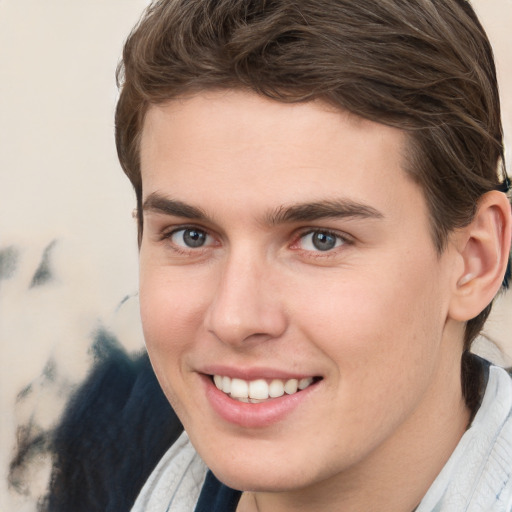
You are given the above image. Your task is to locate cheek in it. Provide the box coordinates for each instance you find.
[138,267,210,419]
[293,253,447,383]
[138,263,211,376]
[288,261,448,454]
[141,278,199,344]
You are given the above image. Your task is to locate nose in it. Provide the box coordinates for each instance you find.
[204,250,288,347]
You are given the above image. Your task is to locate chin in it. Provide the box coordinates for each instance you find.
[204,451,324,493]
[213,468,306,493]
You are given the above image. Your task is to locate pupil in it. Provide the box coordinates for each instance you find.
[312,232,336,251]
[183,229,206,248]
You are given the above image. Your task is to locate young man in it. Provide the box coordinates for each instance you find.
[115,0,512,510]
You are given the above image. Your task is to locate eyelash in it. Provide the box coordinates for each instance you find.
[160,226,216,254]
[291,229,352,255]
[159,225,352,257]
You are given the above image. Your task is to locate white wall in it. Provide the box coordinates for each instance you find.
[0,1,510,510]
[0,2,148,510]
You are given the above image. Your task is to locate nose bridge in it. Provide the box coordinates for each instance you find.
[205,245,286,346]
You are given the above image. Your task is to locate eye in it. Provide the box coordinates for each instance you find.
[169,227,212,248]
[298,230,346,252]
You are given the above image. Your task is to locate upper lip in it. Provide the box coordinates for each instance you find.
[199,365,320,381]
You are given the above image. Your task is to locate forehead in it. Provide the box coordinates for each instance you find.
[139,90,421,225]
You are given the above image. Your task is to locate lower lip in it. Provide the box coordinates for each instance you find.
[202,375,319,428]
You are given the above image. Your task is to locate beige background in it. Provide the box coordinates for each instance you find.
[0,1,510,511]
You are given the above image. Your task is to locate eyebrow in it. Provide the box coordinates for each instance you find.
[142,193,384,225]
[266,199,384,225]
[143,193,208,220]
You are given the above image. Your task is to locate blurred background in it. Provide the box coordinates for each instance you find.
[0,1,510,510]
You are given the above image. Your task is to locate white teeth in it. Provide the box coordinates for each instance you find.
[249,379,269,400]
[284,378,298,395]
[230,378,249,398]
[298,377,314,390]
[212,375,316,402]
[213,375,223,390]
[222,376,231,394]
[269,379,285,398]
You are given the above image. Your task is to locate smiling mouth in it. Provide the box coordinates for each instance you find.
[211,375,322,403]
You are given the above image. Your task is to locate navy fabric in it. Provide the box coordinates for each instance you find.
[194,471,242,512]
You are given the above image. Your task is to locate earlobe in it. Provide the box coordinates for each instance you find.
[449,191,512,322]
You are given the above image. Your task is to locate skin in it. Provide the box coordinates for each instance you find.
[138,90,472,511]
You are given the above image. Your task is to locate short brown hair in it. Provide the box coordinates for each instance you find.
[115,0,510,348]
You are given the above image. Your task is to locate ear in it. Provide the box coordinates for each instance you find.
[449,191,512,322]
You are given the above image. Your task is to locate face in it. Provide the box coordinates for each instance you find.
[139,91,463,494]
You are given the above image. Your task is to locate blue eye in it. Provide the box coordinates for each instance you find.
[300,230,344,252]
[171,228,210,248]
